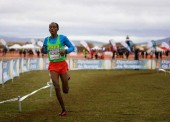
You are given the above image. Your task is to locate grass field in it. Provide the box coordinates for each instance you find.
[0,70,170,122]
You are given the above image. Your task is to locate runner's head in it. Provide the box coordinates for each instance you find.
[49,22,59,36]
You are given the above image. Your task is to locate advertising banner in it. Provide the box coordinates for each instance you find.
[43,58,49,70]
[72,59,105,70]
[1,58,169,85]
[2,61,11,83]
[13,59,19,77]
[19,58,23,73]
[160,60,170,69]
[111,60,149,69]
[29,58,39,70]
[38,58,44,70]
[12,60,17,77]
[23,58,29,72]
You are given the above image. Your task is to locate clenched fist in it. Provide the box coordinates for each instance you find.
[59,50,67,56]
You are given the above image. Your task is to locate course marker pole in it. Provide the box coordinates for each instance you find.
[18,96,22,112]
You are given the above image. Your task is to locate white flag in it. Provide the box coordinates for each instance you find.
[30,39,36,54]
[147,41,153,48]
[80,40,90,52]
[120,41,131,52]
[0,39,9,49]
[160,42,170,51]
[147,40,156,52]
[109,39,117,51]
[37,41,43,47]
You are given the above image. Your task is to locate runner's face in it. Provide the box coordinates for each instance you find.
[49,23,58,35]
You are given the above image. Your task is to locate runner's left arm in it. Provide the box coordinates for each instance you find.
[63,36,75,54]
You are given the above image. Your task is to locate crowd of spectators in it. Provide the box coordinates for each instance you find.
[0,47,43,58]
[0,47,169,60]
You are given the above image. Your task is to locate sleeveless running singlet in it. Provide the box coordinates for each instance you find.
[47,35,66,62]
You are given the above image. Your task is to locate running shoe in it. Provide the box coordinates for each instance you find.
[59,111,67,116]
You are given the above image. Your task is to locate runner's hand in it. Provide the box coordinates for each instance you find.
[59,50,67,56]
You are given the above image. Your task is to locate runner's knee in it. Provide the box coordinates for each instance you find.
[53,83,60,91]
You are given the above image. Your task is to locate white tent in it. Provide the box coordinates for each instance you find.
[9,44,22,49]
[22,44,40,49]
[91,46,102,50]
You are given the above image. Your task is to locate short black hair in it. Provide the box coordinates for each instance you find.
[50,22,59,30]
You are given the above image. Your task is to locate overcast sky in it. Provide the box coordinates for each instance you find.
[0,0,170,43]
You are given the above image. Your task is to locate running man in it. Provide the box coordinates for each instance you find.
[43,22,74,116]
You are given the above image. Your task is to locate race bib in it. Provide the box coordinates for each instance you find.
[49,48,60,60]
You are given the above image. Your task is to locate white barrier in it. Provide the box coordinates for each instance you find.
[158,68,170,76]
[158,68,167,73]
[0,82,53,112]
[0,97,18,104]
[19,85,50,102]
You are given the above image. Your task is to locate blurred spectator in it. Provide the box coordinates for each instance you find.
[90,49,95,59]
[83,49,88,59]
[125,50,129,59]
[23,49,26,57]
[155,51,159,60]
[19,49,22,57]
[145,51,148,59]
[41,47,45,57]
[95,51,98,59]
[2,48,7,56]
[141,51,144,59]
[134,49,139,60]
[36,50,40,57]
[150,51,153,59]
[165,50,169,59]
[101,52,104,59]
[160,51,162,59]
[119,51,123,58]
[112,51,115,59]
